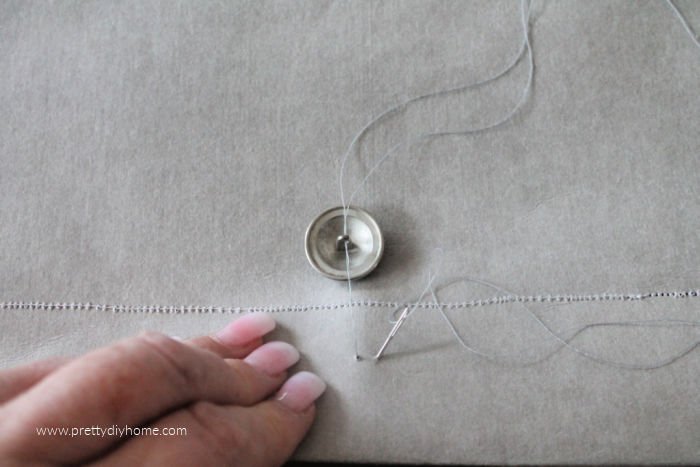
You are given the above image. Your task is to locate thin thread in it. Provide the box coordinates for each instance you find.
[345,1,533,210]
[344,241,360,360]
[665,0,700,49]
[337,21,527,211]
[2,289,697,314]
[339,0,534,359]
[338,1,532,214]
[429,277,700,370]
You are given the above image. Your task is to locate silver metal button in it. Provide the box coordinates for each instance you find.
[305,206,384,280]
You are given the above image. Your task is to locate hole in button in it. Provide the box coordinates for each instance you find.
[335,234,355,251]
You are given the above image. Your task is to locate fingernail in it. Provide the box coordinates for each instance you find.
[215,314,276,346]
[276,371,326,412]
[244,341,300,376]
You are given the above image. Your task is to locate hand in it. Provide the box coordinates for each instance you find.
[0,314,326,466]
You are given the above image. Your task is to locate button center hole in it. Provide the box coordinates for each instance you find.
[335,234,355,251]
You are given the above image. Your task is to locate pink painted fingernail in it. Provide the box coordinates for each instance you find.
[244,341,300,376]
[215,314,276,346]
[276,371,326,412]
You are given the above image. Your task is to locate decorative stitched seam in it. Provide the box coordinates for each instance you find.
[1,290,698,314]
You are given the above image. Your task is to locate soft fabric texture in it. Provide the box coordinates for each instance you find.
[1,1,699,463]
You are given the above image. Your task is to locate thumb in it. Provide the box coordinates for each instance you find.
[234,371,326,466]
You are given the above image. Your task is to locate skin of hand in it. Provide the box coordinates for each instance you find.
[0,315,326,466]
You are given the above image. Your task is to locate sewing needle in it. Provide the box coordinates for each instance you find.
[373,306,410,361]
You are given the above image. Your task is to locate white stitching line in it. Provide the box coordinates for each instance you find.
[1,290,698,314]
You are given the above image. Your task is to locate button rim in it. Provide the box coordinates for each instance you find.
[304,206,384,281]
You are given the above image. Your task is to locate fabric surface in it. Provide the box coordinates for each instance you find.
[1,0,699,463]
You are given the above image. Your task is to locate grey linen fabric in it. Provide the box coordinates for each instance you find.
[1,0,699,463]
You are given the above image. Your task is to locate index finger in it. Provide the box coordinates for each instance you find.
[0,332,288,465]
